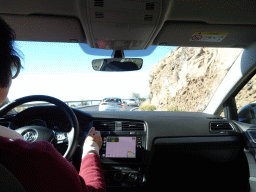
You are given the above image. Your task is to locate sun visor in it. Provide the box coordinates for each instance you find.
[1,14,85,43]
[153,22,256,48]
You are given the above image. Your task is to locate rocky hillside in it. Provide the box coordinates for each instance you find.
[236,74,256,111]
[146,47,244,112]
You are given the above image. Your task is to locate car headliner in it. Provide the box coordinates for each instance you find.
[0,0,255,50]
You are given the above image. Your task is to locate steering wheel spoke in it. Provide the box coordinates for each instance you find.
[55,131,68,144]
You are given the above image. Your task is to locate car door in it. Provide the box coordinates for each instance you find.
[223,72,256,192]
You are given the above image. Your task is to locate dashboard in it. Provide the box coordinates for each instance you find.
[0,106,251,191]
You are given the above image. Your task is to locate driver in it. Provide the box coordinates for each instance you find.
[0,17,106,191]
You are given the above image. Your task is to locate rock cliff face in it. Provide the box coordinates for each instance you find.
[148,47,243,112]
[236,75,256,111]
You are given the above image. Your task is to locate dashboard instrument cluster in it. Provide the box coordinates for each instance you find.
[25,119,72,132]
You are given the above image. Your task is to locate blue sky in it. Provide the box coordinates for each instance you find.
[8,41,176,102]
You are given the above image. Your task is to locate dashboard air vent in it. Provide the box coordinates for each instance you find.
[122,121,144,131]
[95,12,104,18]
[207,117,224,120]
[94,0,104,7]
[210,122,233,131]
[146,3,155,10]
[93,121,115,131]
[144,15,153,21]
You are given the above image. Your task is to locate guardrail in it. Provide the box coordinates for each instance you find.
[20,100,102,107]
[20,99,132,107]
[14,99,131,112]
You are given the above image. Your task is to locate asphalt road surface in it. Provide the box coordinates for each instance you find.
[78,105,139,112]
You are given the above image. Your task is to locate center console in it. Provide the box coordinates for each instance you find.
[99,131,146,187]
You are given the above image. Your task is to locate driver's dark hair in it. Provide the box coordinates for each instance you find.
[0,16,22,88]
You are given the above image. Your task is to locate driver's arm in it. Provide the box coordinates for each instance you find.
[0,125,25,140]
[0,136,105,192]
[79,127,105,191]
[0,126,105,191]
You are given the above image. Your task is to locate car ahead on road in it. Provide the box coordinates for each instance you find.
[99,97,125,111]
[127,99,140,107]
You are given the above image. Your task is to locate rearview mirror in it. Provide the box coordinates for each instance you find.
[92,58,143,72]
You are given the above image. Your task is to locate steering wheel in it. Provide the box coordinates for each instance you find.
[0,95,79,161]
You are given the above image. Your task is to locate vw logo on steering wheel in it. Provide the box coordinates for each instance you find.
[23,131,37,142]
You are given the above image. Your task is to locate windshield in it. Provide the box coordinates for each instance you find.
[9,42,243,112]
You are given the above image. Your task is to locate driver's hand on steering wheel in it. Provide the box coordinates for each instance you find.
[82,127,102,158]
[0,125,25,141]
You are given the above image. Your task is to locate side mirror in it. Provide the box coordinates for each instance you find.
[238,103,256,124]
[92,58,143,72]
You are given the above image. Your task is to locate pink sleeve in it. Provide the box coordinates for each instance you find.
[20,140,89,192]
[79,154,106,192]
[29,141,106,192]
[0,137,105,192]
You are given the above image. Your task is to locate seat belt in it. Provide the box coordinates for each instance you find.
[0,163,27,192]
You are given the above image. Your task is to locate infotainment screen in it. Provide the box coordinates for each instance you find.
[101,136,136,158]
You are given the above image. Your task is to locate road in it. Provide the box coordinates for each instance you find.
[77,105,139,112]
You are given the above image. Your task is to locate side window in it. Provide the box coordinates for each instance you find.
[235,74,256,124]
[219,109,225,118]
